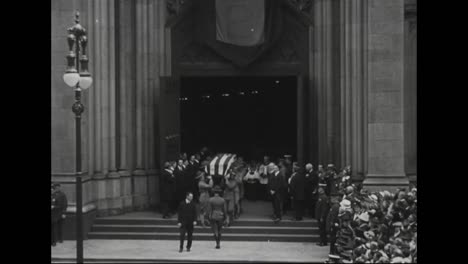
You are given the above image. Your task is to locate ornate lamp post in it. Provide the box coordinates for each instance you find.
[62,12,92,264]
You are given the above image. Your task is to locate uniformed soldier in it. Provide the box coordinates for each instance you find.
[51,183,68,246]
[208,185,228,249]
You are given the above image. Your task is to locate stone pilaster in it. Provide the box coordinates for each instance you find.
[363,0,409,191]
[85,0,122,216]
[404,0,417,185]
[312,0,340,167]
[338,0,367,180]
[117,0,135,213]
[132,0,149,210]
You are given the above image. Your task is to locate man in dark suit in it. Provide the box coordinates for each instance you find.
[304,163,318,218]
[278,159,291,215]
[188,155,200,201]
[289,164,305,221]
[161,161,177,218]
[177,192,197,252]
[51,183,68,246]
[175,160,187,204]
[268,164,284,222]
[315,187,330,246]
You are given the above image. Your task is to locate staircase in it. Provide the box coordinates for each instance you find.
[88,213,320,242]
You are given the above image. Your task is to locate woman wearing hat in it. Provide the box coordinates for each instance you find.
[208,185,228,249]
[198,172,213,228]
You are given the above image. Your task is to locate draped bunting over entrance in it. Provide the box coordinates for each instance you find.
[194,0,284,67]
[215,0,265,46]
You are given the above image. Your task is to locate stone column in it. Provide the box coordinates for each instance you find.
[312,0,340,167]
[146,0,165,208]
[338,0,367,180]
[313,0,327,167]
[86,0,122,216]
[117,0,135,213]
[133,0,149,210]
[363,0,409,191]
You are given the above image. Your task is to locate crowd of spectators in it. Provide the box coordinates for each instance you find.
[325,178,417,263]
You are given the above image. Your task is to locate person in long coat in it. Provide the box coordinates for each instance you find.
[304,163,319,218]
[315,187,330,246]
[268,164,285,222]
[326,195,342,254]
[51,183,68,246]
[289,165,305,221]
[175,160,188,204]
[161,162,177,218]
[177,192,197,253]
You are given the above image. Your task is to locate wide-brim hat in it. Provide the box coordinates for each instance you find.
[358,212,370,222]
[340,199,352,209]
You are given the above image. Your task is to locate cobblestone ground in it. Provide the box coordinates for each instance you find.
[51,239,329,262]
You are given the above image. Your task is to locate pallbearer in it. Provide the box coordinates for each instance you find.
[198,172,213,227]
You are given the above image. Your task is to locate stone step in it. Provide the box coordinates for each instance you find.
[93,218,318,227]
[91,224,319,234]
[87,232,320,242]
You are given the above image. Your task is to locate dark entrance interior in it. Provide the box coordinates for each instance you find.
[180,76,297,162]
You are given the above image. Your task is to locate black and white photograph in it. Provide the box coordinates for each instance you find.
[51,0,417,263]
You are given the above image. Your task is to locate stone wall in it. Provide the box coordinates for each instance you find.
[51,0,169,217]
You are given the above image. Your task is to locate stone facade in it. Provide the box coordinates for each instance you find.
[51,0,417,217]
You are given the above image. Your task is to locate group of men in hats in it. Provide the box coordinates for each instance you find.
[51,183,68,246]
[160,153,203,219]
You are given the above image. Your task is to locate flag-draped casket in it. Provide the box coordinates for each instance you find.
[205,153,237,186]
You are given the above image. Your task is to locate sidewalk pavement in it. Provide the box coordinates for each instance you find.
[51,239,329,263]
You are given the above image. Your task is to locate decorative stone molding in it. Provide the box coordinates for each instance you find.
[288,0,313,13]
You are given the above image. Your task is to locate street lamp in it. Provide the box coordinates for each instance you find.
[63,11,92,264]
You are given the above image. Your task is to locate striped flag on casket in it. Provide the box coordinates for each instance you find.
[205,153,237,177]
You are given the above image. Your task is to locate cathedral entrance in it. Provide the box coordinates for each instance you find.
[180,76,297,162]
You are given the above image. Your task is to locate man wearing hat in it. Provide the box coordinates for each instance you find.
[304,163,318,218]
[161,161,177,219]
[325,164,337,196]
[51,183,68,246]
[289,163,305,221]
[326,194,342,254]
[268,164,284,222]
[315,187,330,246]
